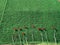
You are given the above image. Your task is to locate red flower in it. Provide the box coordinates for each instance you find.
[32,25,36,28]
[38,28,42,31]
[38,28,46,31]
[13,28,18,31]
[41,28,46,31]
[24,26,28,29]
[22,32,25,36]
[23,25,28,29]
[18,28,23,31]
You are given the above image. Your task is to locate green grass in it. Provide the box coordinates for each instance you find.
[0,0,60,44]
[1,42,60,45]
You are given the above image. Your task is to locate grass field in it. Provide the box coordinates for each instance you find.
[0,42,60,45]
[0,0,60,44]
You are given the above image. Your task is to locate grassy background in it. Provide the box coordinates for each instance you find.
[0,0,60,44]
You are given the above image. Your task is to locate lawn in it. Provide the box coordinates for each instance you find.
[0,0,60,44]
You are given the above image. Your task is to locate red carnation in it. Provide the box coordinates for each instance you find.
[18,28,23,31]
[32,25,36,28]
[24,26,28,29]
[13,28,18,31]
[22,32,25,36]
[41,28,46,31]
[38,28,42,31]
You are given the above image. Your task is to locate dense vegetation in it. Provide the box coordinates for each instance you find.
[0,0,60,44]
